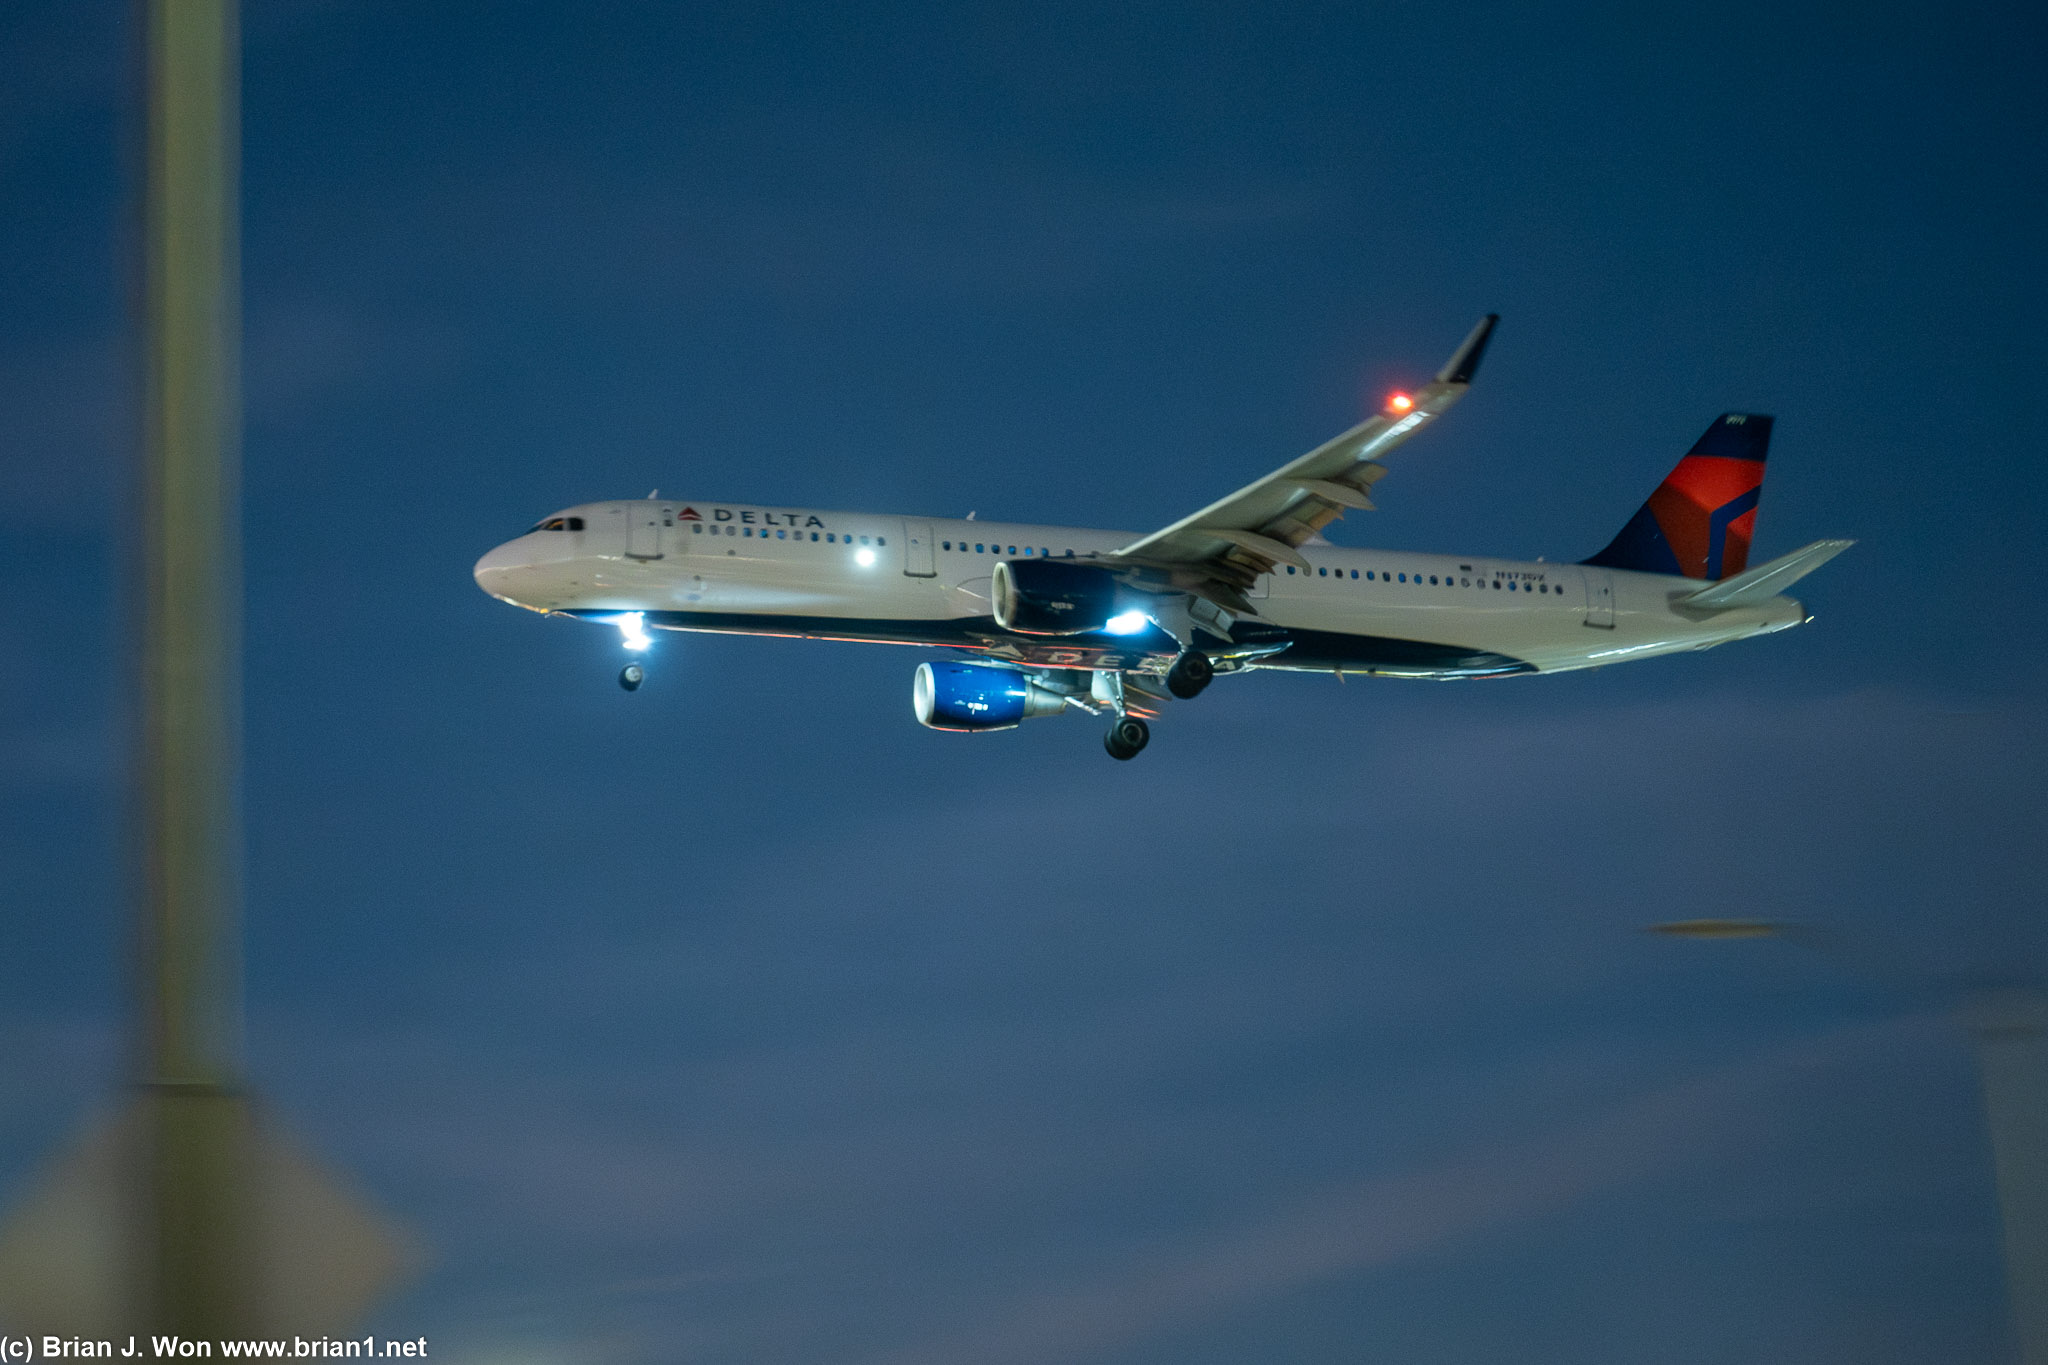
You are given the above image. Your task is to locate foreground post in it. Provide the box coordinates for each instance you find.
[139,0,250,1332]
[0,0,403,1336]
[1967,988,2048,1365]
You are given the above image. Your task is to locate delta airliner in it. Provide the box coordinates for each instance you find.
[473,317,1851,759]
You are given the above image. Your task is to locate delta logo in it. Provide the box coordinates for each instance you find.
[677,506,827,529]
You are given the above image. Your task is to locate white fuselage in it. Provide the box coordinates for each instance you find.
[473,499,1807,679]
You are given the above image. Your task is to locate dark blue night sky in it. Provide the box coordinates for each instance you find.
[4,2,2047,1360]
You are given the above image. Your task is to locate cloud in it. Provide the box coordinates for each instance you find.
[864,1015,1935,1365]
[348,111,1328,311]
[0,334,124,530]
[0,725,115,795]
[244,295,467,429]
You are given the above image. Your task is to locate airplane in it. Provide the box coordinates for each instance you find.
[473,316,1852,759]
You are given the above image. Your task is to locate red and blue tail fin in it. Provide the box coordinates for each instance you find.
[1583,413,1771,580]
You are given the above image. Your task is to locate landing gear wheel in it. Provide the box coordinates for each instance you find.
[618,663,645,691]
[1165,650,1214,699]
[1104,715,1150,760]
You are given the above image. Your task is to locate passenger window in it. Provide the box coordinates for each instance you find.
[1492,580,1500,589]
[1007,545,1016,554]
[692,524,702,534]
[743,527,752,537]
[776,529,786,539]
[826,533,835,542]
[1397,573,1406,582]
[878,537,886,546]
[1023,547,1034,556]
[1429,576,1437,585]
[1286,566,1296,575]
[976,543,985,552]
[811,532,819,541]
[943,541,951,550]
[1350,570,1358,579]
[1318,567,1327,577]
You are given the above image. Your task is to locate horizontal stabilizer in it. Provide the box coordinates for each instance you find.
[1680,538,1854,610]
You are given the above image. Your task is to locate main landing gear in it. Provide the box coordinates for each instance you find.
[618,663,645,691]
[1165,649,1214,700]
[1104,715,1150,761]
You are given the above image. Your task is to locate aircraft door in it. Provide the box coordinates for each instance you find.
[626,505,663,560]
[902,520,937,577]
[1580,566,1614,628]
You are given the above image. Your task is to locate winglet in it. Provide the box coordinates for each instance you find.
[1434,313,1500,385]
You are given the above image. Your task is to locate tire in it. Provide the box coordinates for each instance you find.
[1104,715,1150,760]
[619,663,645,691]
[1165,650,1214,700]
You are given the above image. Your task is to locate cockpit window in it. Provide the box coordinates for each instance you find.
[529,517,585,533]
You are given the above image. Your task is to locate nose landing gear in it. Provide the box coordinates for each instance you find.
[618,663,645,691]
[1104,715,1150,760]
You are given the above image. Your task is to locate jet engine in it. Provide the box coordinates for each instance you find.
[991,559,1120,635]
[913,661,1070,732]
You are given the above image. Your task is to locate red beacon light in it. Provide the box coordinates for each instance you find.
[1386,392,1414,414]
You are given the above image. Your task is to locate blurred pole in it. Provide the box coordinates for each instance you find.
[140,0,252,1334]
[1,0,404,1335]
[1966,988,2048,1365]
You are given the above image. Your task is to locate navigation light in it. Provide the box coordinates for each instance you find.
[856,547,878,567]
[1103,611,1149,635]
[1387,392,1414,413]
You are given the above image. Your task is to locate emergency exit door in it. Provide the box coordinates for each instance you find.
[1580,566,1614,628]
[902,520,936,577]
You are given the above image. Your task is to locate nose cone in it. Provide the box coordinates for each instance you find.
[474,539,538,605]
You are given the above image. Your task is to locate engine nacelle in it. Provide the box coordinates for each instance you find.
[991,558,1120,635]
[913,662,1069,732]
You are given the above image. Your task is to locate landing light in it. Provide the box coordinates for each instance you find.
[855,547,877,567]
[1103,611,1149,635]
[1387,392,1414,413]
[614,611,652,652]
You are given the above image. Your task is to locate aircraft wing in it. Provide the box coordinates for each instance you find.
[1111,315,1497,606]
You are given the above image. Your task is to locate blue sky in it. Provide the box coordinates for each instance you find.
[4,1,2047,1360]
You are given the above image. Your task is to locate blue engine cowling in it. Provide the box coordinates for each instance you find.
[913,662,1070,732]
[991,558,1120,635]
